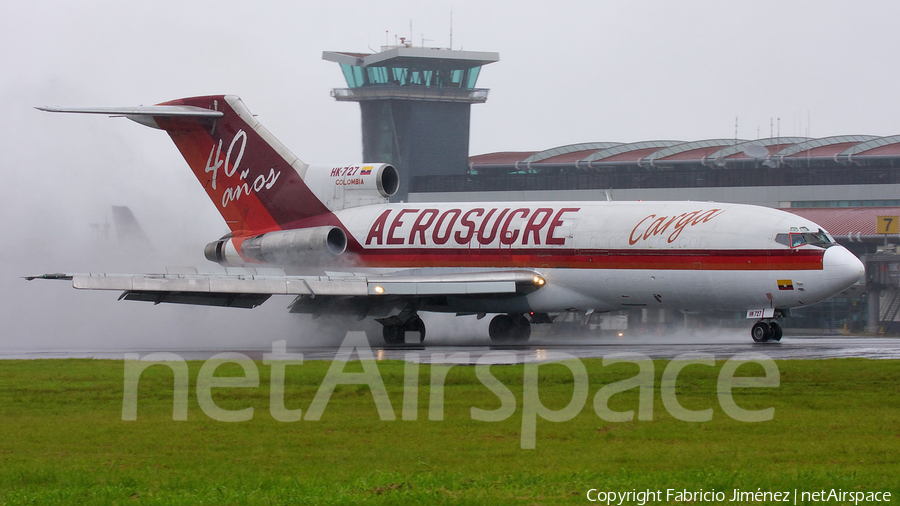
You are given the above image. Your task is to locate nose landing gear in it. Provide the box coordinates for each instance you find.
[751,320,783,343]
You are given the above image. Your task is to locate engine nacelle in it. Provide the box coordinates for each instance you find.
[204,226,347,267]
[302,163,399,210]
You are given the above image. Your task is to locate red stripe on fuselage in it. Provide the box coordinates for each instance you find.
[347,247,824,271]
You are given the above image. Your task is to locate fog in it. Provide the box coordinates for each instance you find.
[3,1,899,351]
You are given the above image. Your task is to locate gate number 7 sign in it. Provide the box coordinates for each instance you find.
[877,216,899,234]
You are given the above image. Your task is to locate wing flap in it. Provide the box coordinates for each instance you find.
[121,291,269,309]
[306,280,369,296]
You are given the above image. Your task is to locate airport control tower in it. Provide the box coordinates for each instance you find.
[323,44,499,201]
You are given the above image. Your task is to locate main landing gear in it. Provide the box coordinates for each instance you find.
[380,313,426,345]
[488,313,532,343]
[751,320,783,343]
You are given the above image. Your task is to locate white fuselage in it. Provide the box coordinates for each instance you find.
[326,200,864,315]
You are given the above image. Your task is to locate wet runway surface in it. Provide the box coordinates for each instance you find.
[4,335,900,362]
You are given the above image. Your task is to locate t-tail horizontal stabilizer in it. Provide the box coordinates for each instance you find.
[34,105,222,129]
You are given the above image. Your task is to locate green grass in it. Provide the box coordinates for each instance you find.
[0,357,898,504]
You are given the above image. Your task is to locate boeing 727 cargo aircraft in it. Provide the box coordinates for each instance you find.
[30,95,865,344]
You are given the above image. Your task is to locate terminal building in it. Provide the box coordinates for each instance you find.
[413,135,900,208]
[325,45,900,334]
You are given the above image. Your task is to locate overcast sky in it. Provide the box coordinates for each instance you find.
[3,0,899,350]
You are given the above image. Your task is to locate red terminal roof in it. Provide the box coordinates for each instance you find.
[785,207,900,237]
[468,152,537,165]
[724,142,798,159]
[786,142,861,158]
[538,149,606,163]
[857,144,900,156]
[658,144,733,161]
[601,147,669,162]
[471,136,900,166]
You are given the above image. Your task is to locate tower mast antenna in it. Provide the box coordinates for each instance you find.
[450,7,453,49]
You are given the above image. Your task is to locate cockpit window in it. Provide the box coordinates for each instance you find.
[776,228,835,248]
[803,229,835,248]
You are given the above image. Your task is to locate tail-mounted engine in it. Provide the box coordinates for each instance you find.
[302,163,399,210]
[204,226,347,267]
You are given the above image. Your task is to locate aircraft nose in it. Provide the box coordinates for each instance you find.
[823,245,865,293]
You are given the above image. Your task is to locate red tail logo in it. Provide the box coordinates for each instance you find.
[202,128,282,208]
[154,95,330,235]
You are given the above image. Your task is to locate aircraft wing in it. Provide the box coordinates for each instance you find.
[26,269,546,312]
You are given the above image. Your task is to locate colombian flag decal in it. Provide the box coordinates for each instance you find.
[777,279,794,291]
[360,166,373,175]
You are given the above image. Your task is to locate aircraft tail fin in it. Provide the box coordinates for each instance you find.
[111,205,153,251]
[37,96,330,235]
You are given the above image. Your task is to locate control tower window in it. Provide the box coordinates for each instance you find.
[392,67,408,84]
[339,64,481,89]
[451,69,464,87]
[466,67,481,88]
[339,64,366,88]
[366,67,390,85]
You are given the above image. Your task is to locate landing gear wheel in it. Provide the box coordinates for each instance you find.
[489,314,531,342]
[769,321,783,342]
[751,322,771,343]
[489,315,514,343]
[383,314,426,344]
[402,314,426,343]
[511,314,531,342]
[382,324,403,344]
